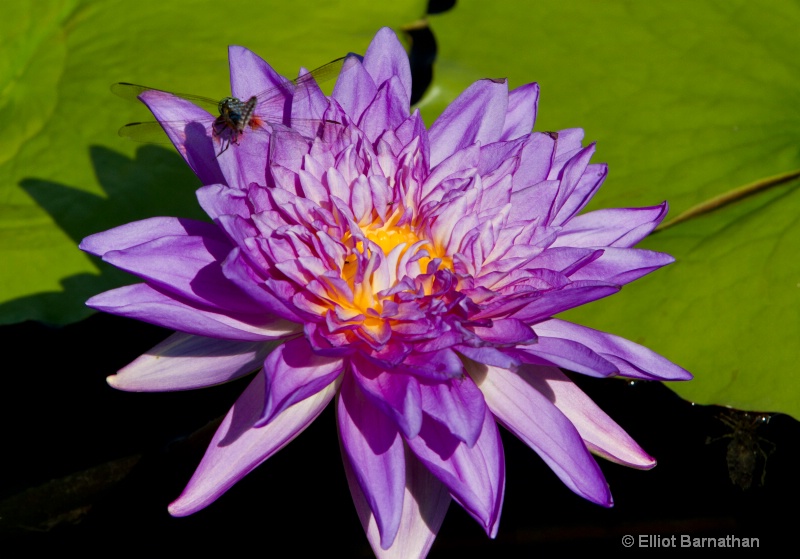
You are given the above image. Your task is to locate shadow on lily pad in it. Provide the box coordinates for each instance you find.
[12,144,205,324]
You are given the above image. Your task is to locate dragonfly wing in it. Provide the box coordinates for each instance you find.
[118,121,171,144]
[112,57,353,151]
[292,57,347,91]
[111,82,220,113]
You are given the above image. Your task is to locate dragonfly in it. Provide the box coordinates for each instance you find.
[111,56,349,155]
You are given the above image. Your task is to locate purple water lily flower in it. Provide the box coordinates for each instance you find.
[82,28,691,557]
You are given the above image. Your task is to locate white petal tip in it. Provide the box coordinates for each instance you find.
[106,374,121,389]
[167,499,193,518]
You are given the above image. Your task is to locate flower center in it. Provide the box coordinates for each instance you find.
[365,210,452,272]
[337,211,453,317]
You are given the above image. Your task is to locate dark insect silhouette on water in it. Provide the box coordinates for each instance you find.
[706,410,776,490]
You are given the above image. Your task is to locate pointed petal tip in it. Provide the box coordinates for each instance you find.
[78,237,93,254]
[656,364,693,381]
[592,445,657,470]
[587,484,614,508]
[167,497,193,518]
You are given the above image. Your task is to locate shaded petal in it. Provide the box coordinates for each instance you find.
[456,345,521,370]
[512,336,618,378]
[533,319,692,380]
[210,127,272,191]
[260,337,345,425]
[398,348,464,380]
[419,376,487,447]
[346,446,451,559]
[352,356,423,439]
[507,282,620,322]
[108,332,277,391]
[101,234,264,314]
[138,90,226,186]
[406,407,505,537]
[338,373,405,549]
[87,283,298,341]
[169,372,340,516]
[470,318,537,345]
[516,365,655,468]
[221,248,307,323]
[466,360,612,506]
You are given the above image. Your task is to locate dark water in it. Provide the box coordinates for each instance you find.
[1,313,796,555]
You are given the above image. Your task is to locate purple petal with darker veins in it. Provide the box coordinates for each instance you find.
[456,346,521,370]
[420,144,479,201]
[87,283,297,341]
[467,360,612,506]
[215,130,272,191]
[80,217,225,258]
[511,336,618,378]
[515,365,655,468]
[512,132,556,187]
[551,163,608,225]
[398,349,464,380]
[338,373,405,550]
[196,183,251,221]
[470,318,537,345]
[108,332,276,392]
[221,248,307,323]
[345,445,450,559]
[358,77,410,143]
[419,376,487,447]
[553,204,669,248]
[138,91,226,186]
[169,371,340,516]
[259,337,344,425]
[362,27,413,104]
[291,66,329,124]
[332,57,378,125]
[500,82,539,141]
[507,282,620,322]
[429,79,509,167]
[533,319,692,380]
[228,45,290,120]
[405,407,505,537]
[102,234,264,315]
[567,247,674,285]
[352,356,422,439]
[548,144,596,225]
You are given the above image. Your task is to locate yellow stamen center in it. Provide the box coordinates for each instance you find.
[339,210,453,315]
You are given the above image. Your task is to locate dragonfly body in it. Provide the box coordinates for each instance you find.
[213,96,258,153]
[112,56,348,155]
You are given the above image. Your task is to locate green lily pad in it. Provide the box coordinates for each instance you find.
[422,1,800,418]
[0,0,424,325]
